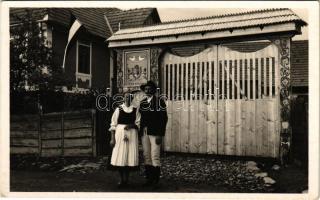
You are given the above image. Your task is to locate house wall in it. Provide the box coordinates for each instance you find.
[51,24,110,90]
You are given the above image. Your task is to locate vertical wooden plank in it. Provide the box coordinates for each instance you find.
[186,62,189,101]
[180,62,188,152]
[209,60,212,101]
[242,58,245,100]
[235,51,242,156]
[263,57,267,98]
[181,63,184,100]
[195,61,198,101]
[256,49,262,156]
[261,99,269,156]
[199,61,203,100]
[226,54,230,100]
[269,56,273,97]
[165,60,172,151]
[204,61,208,100]
[165,101,173,151]
[252,54,256,100]
[174,58,181,152]
[257,53,262,99]
[194,58,200,153]
[255,100,262,156]
[207,50,216,154]
[231,56,235,100]
[189,62,198,153]
[247,56,251,100]
[185,61,190,153]
[61,112,64,156]
[38,114,42,157]
[250,53,256,156]
[236,53,241,100]
[241,100,248,156]
[221,55,225,101]
[218,45,225,155]
[91,110,96,157]
[177,62,180,100]
[168,63,172,100]
[198,54,206,153]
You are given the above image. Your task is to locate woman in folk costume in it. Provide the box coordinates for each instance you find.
[109,88,141,188]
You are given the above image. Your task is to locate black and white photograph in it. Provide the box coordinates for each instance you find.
[0,1,319,199]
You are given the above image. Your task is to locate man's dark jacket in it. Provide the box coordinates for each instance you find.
[139,95,168,136]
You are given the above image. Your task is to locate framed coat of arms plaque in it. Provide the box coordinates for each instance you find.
[123,49,150,88]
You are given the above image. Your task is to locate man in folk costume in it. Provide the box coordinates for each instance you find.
[139,81,168,187]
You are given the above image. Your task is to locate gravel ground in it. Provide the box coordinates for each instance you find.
[10,154,307,193]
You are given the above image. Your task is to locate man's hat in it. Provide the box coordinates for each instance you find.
[140,80,157,93]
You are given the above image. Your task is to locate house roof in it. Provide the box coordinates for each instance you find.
[291,40,308,87]
[10,8,159,39]
[108,8,307,42]
[104,8,160,33]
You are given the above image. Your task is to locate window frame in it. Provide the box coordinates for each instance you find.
[76,40,92,88]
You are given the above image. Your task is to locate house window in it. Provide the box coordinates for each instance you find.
[77,42,91,74]
[76,41,92,89]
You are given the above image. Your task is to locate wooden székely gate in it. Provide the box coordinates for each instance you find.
[161,43,280,157]
[107,9,307,160]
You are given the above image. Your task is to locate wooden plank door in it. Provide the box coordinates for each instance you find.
[161,46,218,154]
[217,43,280,157]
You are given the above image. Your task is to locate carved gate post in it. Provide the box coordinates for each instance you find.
[272,37,292,164]
[150,47,163,86]
[115,49,123,93]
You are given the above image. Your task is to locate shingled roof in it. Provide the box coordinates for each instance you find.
[108,8,307,42]
[10,8,159,39]
[104,8,160,33]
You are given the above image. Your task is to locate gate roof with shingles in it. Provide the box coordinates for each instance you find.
[10,8,159,39]
[108,8,307,41]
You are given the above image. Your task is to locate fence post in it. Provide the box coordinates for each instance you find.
[92,109,96,157]
[61,112,65,156]
[37,93,42,157]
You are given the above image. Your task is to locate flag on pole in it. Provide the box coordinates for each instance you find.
[62,18,82,69]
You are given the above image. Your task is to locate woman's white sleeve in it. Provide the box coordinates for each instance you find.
[108,108,119,131]
[135,107,141,130]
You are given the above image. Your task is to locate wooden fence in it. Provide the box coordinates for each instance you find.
[10,110,96,157]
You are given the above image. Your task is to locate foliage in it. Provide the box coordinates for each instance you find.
[10,9,72,92]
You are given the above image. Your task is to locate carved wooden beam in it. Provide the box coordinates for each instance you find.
[150,47,163,86]
[271,37,292,164]
[115,49,123,93]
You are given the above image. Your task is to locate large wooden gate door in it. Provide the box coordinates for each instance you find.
[161,43,280,158]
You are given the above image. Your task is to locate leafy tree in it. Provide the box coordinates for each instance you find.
[10,9,72,92]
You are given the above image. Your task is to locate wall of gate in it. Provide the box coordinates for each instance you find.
[162,43,280,158]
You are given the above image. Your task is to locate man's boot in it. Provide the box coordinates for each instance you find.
[152,166,161,189]
[143,165,153,186]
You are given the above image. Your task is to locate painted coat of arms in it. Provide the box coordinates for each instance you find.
[124,50,149,87]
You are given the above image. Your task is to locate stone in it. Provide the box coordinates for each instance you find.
[263,177,276,184]
[40,164,51,169]
[247,165,260,172]
[255,172,268,178]
[271,164,281,171]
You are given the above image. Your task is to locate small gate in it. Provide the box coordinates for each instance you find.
[161,43,280,158]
